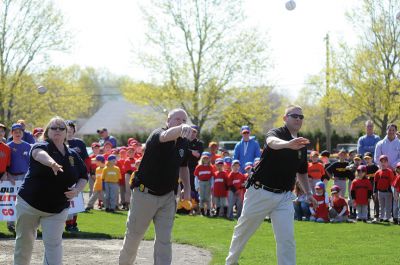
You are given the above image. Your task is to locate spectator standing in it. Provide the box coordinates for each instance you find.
[374,155,395,222]
[233,126,261,173]
[213,158,228,217]
[374,123,400,169]
[97,127,117,148]
[6,123,31,232]
[32,128,44,143]
[357,120,381,157]
[102,155,121,212]
[7,119,35,144]
[326,150,352,197]
[0,123,11,183]
[364,152,380,220]
[85,155,106,211]
[350,165,373,222]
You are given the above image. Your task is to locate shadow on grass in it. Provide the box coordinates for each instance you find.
[0,230,123,240]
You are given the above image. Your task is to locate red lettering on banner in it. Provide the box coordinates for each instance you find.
[0,195,17,202]
[1,208,14,216]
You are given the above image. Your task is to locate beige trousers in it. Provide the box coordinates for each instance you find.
[119,188,176,265]
[14,196,69,265]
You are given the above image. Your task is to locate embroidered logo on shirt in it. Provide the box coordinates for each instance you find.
[69,156,75,166]
[179,149,184,158]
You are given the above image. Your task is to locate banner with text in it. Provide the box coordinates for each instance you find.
[0,181,85,221]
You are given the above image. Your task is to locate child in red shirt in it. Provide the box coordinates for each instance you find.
[392,162,400,224]
[350,165,372,222]
[329,185,349,222]
[309,181,329,222]
[307,151,326,188]
[374,155,395,222]
[212,158,228,217]
[227,160,246,220]
[194,152,214,216]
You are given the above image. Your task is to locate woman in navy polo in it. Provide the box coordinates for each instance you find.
[14,116,88,265]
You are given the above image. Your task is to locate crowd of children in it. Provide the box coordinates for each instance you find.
[293,150,400,224]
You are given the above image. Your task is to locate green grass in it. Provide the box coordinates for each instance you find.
[1,211,400,265]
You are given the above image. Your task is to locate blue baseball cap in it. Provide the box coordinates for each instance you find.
[107,155,117,161]
[191,125,199,132]
[11,123,23,131]
[232,159,240,165]
[215,158,224,164]
[223,157,232,164]
[95,155,105,163]
[241,125,250,133]
[201,151,211,157]
[254,157,260,163]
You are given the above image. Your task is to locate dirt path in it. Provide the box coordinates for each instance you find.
[1,238,212,264]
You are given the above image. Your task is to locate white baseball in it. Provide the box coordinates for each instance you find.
[285,0,296,11]
[37,85,47,94]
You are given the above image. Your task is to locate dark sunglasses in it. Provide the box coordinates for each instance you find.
[242,131,250,134]
[50,126,66,131]
[287,114,304,120]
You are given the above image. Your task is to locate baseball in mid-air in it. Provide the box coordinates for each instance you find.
[285,0,296,11]
[37,85,48,94]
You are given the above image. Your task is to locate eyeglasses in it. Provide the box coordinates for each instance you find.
[49,126,66,131]
[287,114,304,120]
[242,131,249,135]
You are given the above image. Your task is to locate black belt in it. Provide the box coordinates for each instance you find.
[135,183,165,196]
[252,182,287,194]
[9,172,25,175]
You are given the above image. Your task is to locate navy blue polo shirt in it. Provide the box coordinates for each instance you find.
[18,140,88,213]
[132,128,189,195]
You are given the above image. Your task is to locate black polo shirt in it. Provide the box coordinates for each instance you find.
[326,161,351,180]
[18,140,88,213]
[132,128,189,195]
[252,126,308,191]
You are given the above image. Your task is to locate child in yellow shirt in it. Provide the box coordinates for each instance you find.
[85,155,105,211]
[102,155,121,212]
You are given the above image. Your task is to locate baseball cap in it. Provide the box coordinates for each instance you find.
[349,149,357,154]
[127,146,135,152]
[201,151,211,157]
[95,155,105,163]
[191,125,199,132]
[363,152,373,159]
[379,155,388,161]
[96,127,107,133]
[396,162,400,168]
[314,181,325,190]
[330,185,341,194]
[310,151,319,157]
[224,157,232,164]
[254,157,260,163]
[208,141,218,148]
[320,150,330,158]
[215,158,224,165]
[91,142,101,148]
[33,127,44,136]
[353,155,362,161]
[241,125,250,134]
[232,159,240,165]
[103,141,113,147]
[245,162,253,170]
[0,123,7,130]
[107,155,117,161]
[357,165,367,172]
[11,123,23,131]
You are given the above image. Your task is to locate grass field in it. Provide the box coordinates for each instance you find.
[1,211,400,265]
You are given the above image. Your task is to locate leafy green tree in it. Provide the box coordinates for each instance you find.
[123,0,271,130]
[335,0,400,136]
[0,0,70,123]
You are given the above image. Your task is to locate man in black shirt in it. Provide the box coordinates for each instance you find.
[226,105,315,265]
[119,108,193,265]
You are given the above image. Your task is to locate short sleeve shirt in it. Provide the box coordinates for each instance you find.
[252,126,308,191]
[18,140,88,213]
[132,128,189,195]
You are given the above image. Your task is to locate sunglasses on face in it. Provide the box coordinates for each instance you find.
[50,126,66,131]
[287,114,304,120]
[242,132,249,135]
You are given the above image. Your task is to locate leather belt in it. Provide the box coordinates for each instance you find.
[252,182,286,194]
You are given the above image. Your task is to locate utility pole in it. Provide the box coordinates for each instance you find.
[324,33,332,152]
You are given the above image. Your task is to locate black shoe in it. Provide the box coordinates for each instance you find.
[383,219,389,223]
[7,225,15,233]
[85,207,93,212]
[65,225,73,232]
[71,226,80,232]
[105,208,110,212]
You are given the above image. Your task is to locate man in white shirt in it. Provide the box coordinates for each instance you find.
[374,123,400,169]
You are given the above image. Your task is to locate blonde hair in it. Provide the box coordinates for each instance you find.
[198,155,211,166]
[42,116,68,143]
[285,105,302,115]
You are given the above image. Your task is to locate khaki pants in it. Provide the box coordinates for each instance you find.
[119,188,176,265]
[226,186,296,265]
[124,173,132,204]
[14,196,69,265]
